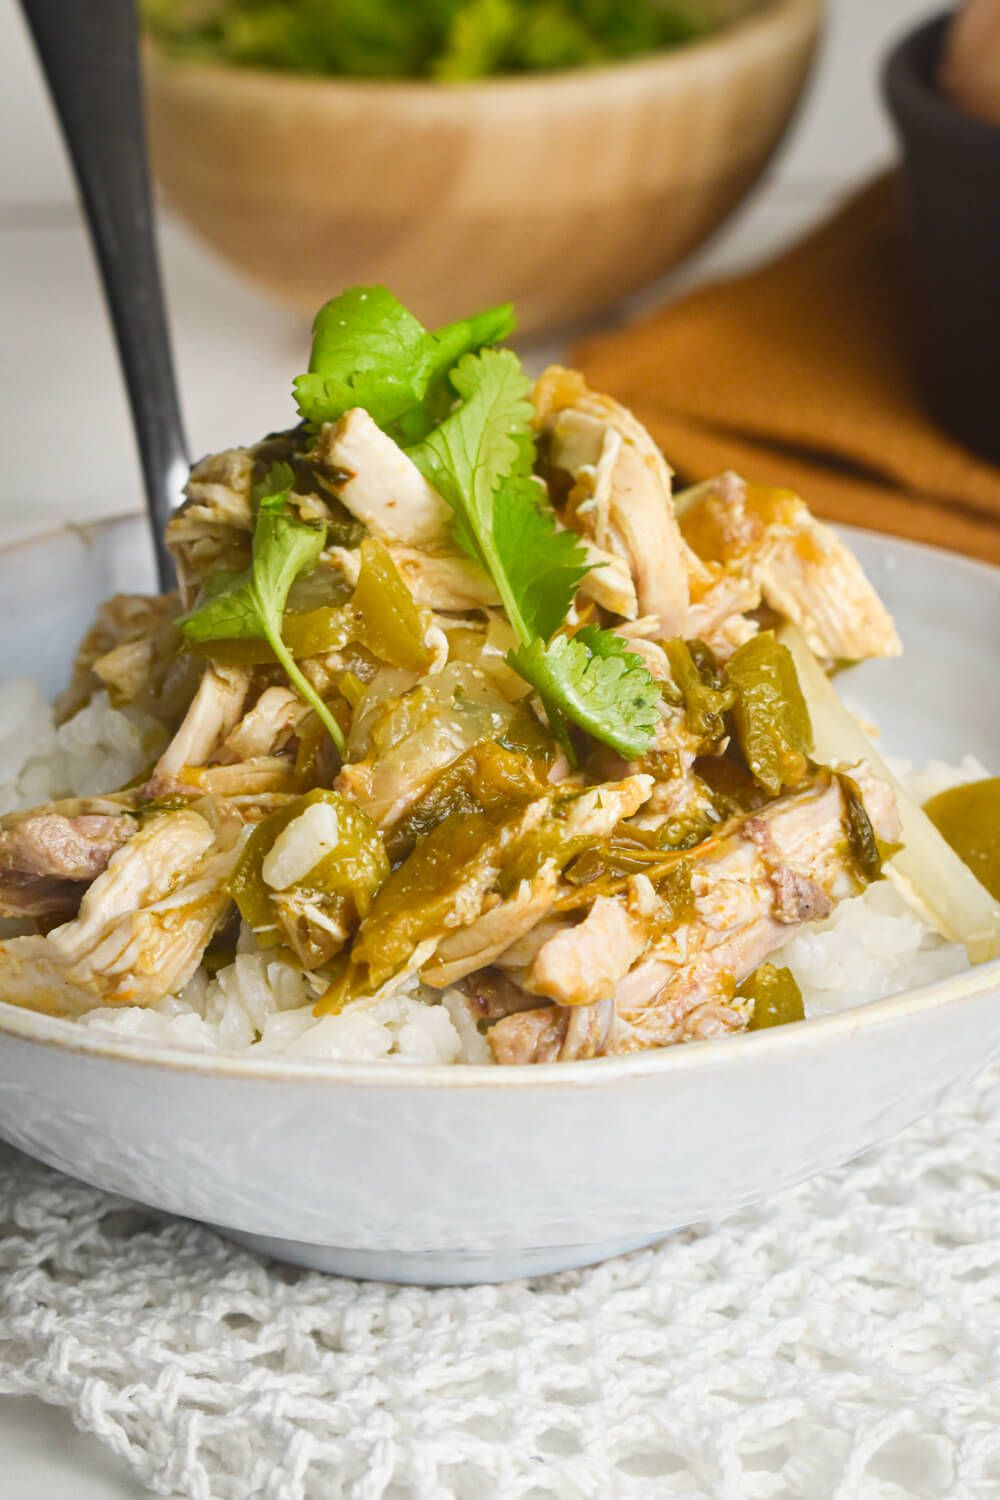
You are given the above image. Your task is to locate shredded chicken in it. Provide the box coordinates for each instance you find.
[315,408,452,548]
[418,775,653,988]
[488,766,901,1063]
[221,687,305,762]
[0,802,244,1014]
[526,891,648,1008]
[682,565,762,661]
[6,338,921,1067]
[55,592,184,723]
[535,366,692,634]
[385,547,500,612]
[422,872,562,988]
[165,448,254,604]
[569,533,639,619]
[0,800,137,919]
[149,664,251,794]
[679,473,901,662]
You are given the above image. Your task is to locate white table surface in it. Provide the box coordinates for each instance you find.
[0,1,936,1494]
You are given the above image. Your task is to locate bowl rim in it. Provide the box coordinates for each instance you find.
[143,0,823,100]
[883,9,1000,144]
[0,517,997,1090]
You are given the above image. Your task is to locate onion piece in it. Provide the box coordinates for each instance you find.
[778,622,1000,964]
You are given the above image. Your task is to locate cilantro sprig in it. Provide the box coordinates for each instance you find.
[293,285,515,443]
[408,348,659,760]
[182,286,659,765]
[180,464,346,755]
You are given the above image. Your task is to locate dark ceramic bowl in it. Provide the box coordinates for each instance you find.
[883,12,1000,464]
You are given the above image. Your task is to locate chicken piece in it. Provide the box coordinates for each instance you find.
[419,775,654,989]
[489,1005,574,1066]
[526,891,647,1008]
[353,772,653,997]
[422,871,560,988]
[337,665,517,828]
[490,995,618,1065]
[166,448,255,603]
[489,766,900,1063]
[221,687,305,762]
[560,773,655,839]
[572,535,639,619]
[679,473,901,662]
[314,408,452,548]
[493,915,568,972]
[386,546,499,612]
[55,593,183,723]
[682,564,762,661]
[460,967,541,1023]
[0,800,137,919]
[629,765,719,839]
[0,802,245,1015]
[149,665,250,795]
[312,409,503,611]
[178,758,297,801]
[534,366,692,633]
[271,888,350,969]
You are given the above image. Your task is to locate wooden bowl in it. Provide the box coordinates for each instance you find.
[144,0,823,335]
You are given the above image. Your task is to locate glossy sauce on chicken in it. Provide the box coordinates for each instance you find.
[2,286,976,1062]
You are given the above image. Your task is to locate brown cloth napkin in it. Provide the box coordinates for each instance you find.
[572,176,1000,564]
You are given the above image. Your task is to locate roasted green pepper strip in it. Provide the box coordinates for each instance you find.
[187,604,354,665]
[351,537,432,672]
[353,811,497,988]
[726,631,813,795]
[385,743,549,864]
[664,638,734,753]
[836,771,884,883]
[188,541,428,671]
[229,788,388,946]
[741,963,805,1030]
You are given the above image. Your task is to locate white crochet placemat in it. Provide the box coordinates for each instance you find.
[2,1067,1000,1500]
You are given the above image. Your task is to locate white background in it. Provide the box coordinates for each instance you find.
[0,0,936,1494]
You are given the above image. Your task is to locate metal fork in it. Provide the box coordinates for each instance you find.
[19,0,186,590]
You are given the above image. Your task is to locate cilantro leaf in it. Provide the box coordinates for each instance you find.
[181,466,346,754]
[427,303,518,376]
[410,347,591,646]
[180,568,259,642]
[408,348,536,615]
[293,284,514,437]
[491,476,590,643]
[253,460,295,511]
[407,346,586,643]
[294,286,428,430]
[291,290,658,762]
[511,628,661,761]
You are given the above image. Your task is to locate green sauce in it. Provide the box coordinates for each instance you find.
[923,777,1000,901]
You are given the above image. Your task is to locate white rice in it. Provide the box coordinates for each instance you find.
[0,680,988,1064]
[76,952,483,1065]
[0,678,166,815]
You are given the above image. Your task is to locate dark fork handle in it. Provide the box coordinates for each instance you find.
[20,0,185,591]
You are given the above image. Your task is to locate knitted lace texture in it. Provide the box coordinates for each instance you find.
[2,1066,1000,1500]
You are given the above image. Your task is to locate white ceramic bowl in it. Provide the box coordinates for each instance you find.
[0,518,998,1285]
